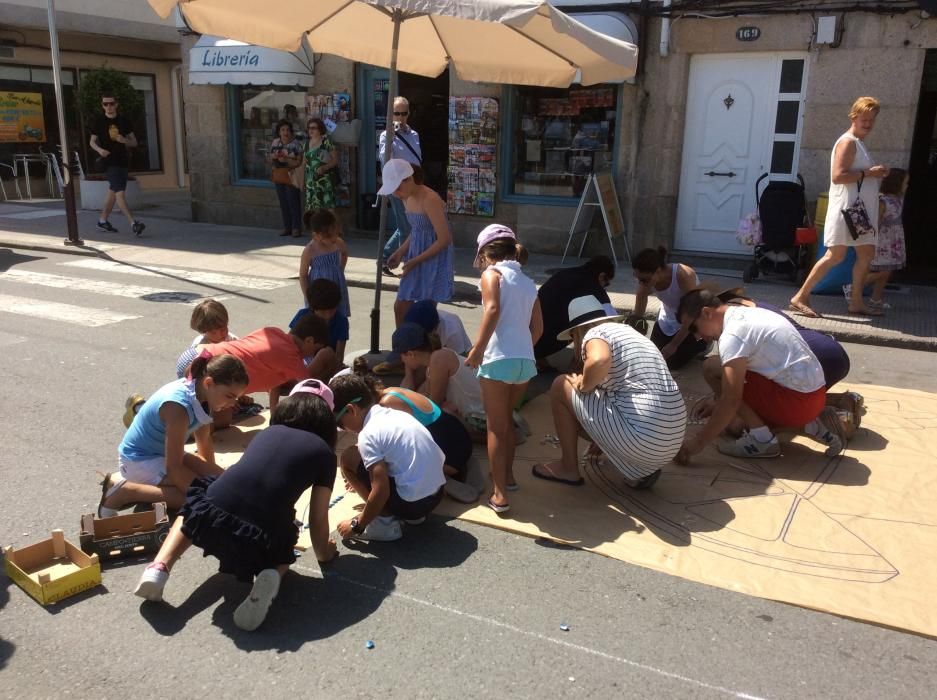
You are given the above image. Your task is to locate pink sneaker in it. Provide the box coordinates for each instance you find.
[134,562,169,601]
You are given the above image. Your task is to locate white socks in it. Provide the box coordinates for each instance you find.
[749,426,775,443]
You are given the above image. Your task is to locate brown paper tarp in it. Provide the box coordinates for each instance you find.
[208,381,937,637]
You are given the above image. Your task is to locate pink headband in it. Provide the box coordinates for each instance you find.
[288,378,335,410]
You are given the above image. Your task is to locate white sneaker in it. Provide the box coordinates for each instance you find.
[134,562,170,601]
[444,476,480,504]
[233,569,280,631]
[718,432,781,458]
[359,515,403,542]
[811,406,847,457]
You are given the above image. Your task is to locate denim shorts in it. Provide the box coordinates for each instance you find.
[477,358,537,384]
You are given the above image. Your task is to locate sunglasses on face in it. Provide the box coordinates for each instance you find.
[308,126,320,131]
[393,111,409,117]
[102,101,116,106]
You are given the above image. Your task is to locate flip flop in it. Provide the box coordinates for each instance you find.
[787,301,821,319]
[486,498,511,514]
[531,463,585,486]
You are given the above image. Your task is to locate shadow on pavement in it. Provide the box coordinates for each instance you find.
[0,248,44,272]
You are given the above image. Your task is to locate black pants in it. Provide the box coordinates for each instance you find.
[427,412,471,481]
[650,322,708,370]
[275,183,303,231]
[356,462,444,520]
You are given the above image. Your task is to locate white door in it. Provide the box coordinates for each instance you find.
[675,53,808,253]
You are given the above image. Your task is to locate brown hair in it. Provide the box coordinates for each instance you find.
[880,168,907,197]
[306,117,327,136]
[189,299,229,334]
[290,313,329,346]
[849,96,880,121]
[479,238,528,266]
[632,246,668,274]
[188,353,249,387]
[303,208,338,236]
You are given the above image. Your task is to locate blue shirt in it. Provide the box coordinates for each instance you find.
[289,308,348,349]
[378,126,422,165]
[119,378,212,461]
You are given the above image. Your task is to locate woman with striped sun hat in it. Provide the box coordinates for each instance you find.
[533,295,687,490]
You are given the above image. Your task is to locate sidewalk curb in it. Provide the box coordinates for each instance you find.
[2,236,933,352]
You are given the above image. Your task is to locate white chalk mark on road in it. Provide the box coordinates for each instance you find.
[62,258,290,291]
[0,293,139,327]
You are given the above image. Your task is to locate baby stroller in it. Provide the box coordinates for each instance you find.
[744,173,816,284]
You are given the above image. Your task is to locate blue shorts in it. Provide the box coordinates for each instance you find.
[106,166,129,193]
[477,358,536,384]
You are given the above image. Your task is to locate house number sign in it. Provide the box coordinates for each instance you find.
[736,26,761,42]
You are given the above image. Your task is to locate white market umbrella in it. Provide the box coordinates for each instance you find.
[149,0,639,351]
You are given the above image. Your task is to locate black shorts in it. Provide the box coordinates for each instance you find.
[106,166,129,193]
[426,412,471,481]
[356,461,444,521]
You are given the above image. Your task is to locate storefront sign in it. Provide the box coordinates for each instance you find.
[736,26,762,42]
[0,91,45,143]
[189,35,315,87]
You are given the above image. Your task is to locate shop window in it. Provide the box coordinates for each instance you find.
[128,74,161,172]
[229,85,309,183]
[505,85,618,201]
[0,63,78,169]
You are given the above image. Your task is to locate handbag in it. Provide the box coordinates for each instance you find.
[271,167,292,186]
[841,173,876,240]
[288,163,304,191]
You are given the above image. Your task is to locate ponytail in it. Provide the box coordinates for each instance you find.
[632,246,668,274]
[190,352,249,388]
[514,242,529,266]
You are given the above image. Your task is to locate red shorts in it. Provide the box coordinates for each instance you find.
[742,371,825,428]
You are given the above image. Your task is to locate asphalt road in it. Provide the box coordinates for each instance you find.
[2,247,936,699]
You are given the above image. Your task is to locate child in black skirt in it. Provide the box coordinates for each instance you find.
[134,380,338,632]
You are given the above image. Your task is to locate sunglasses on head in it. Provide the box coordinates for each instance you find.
[334,395,363,421]
[393,111,409,116]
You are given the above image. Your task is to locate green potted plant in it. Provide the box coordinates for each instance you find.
[75,67,145,211]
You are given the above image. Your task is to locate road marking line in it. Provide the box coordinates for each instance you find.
[1,269,227,305]
[295,564,764,699]
[62,258,290,291]
[0,293,139,327]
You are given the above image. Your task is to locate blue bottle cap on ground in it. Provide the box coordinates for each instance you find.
[365,640,375,649]
[559,623,570,631]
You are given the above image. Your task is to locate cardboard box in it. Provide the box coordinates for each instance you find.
[5,529,102,606]
[79,502,170,562]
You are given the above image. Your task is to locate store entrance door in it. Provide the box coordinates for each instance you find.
[356,66,449,229]
[902,49,937,285]
[675,53,808,253]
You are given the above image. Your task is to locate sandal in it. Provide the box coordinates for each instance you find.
[97,473,127,518]
[486,498,511,514]
[788,301,820,319]
[848,306,884,317]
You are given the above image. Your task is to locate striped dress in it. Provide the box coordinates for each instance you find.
[309,248,350,318]
[396,211,454,302]
[572,323,687,480]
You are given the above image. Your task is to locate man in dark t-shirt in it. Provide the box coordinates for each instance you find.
[89,91,145,236]
[535,255,616,368]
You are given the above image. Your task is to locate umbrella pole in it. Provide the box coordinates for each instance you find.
[370,9,402,354]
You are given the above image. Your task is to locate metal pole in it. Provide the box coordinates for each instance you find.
[370,9,402,353]
[47,0,82,246]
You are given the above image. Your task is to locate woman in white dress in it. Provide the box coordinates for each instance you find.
[789,96,891,318]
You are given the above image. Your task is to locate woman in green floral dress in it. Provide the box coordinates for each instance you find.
[303,118,338,214]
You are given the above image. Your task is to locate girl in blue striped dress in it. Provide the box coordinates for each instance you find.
[299,209,350,318]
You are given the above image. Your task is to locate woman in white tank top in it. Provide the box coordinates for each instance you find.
[628,246,706,370]
[790,96,891,318]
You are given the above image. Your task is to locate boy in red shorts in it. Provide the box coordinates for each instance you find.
[674,289,845,462]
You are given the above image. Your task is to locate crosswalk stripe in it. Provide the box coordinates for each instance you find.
[62,259,290,291]
[0,269,230,305]
[0,293,140,327]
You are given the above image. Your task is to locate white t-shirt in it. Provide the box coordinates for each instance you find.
[437,309,472,355]
[719,306,824,393]
[357,405,445,502]
[482,260,537,364]
[190,332,238,348]
[440,348,484,417]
